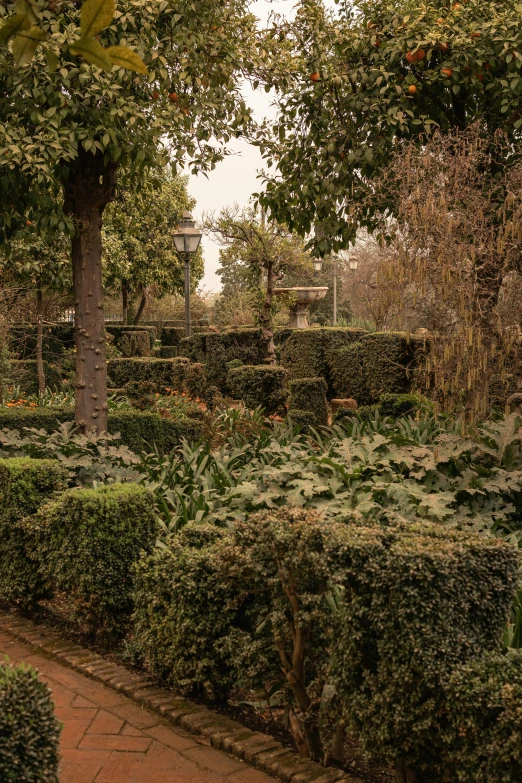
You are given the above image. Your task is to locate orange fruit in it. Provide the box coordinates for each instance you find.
[441,67,453,77]
[407,84,417,94]
[310,71,320,82]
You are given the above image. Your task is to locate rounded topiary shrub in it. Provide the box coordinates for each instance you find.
[0,661,61,782]
[227,365,288,415]
[288,377,328,425]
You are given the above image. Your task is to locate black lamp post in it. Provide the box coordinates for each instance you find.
[173,211,203,337]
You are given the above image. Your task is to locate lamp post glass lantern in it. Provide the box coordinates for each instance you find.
[173,211,202,337]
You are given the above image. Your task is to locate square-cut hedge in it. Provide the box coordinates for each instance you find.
[0,408,204,454]
[278,328,366,396]
[331,332,430,404]
[10,359,62,395]
[0,458,68,605]
[161,327,185,347]
[0,661,61,782]
[206,329,266,390]
[8,323,75,362]
[227,365,288,414]
[32,484,159,640]
[177,332,208,363]
[105,324,156,350]
[288,377,328,425]
[328,521,519,778]
[107,358,175,391]
[120,331,151,357]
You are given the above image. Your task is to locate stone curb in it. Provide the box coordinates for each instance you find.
[0,609,363,783]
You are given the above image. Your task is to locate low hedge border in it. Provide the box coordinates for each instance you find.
[0,611,354,783]
[0,408,204,454]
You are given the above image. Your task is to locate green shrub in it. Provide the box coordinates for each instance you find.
[159,346,177,358]
[286,408,317,430]
[288,377,328,425]
[0,661,61,782]
[105,324,156,350]
[206,328,266,390]
[378,392,434,418]
[328,521,520,779]
[178,332,208,363]
[33,484,158,640]
[332,404,379,424]
[331,333,430,404]
[330,341,372,405]
[442,650,522,783]
[278,328,366,395]
[133,524,238,698]
[0,408,204,454]
[0,458,67,605]
[161,327,185,347]
[227,365,288,414]
[10,360,62,395]
[107,358,176,392]
[120,330,151,357]
[171,357,190,391]
[184,362,208,400]
[107,411,204,453]
[8,323,74,362]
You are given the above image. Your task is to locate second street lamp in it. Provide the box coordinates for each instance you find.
[173,211,203,337]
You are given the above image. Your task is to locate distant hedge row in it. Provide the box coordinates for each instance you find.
[0,408,203,454]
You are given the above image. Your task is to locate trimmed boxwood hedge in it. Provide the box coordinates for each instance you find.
[107,358,176,391]
[0,661,61,782]
[331,332,430,405]
[10,360,62,395]
[0,408,204,454]
[161,326,185,347]
[105,324,156,350]
[442,650,522,782]
[328,521,519,779]
[288,377,329,425]
[32,484,159,640]
[8,323,75,362]
[227,365,288,414]
[0,458,68,606]
[120,331,151,357]
[278,328,366,396]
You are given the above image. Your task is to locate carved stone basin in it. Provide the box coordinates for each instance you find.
[273,287,329,328]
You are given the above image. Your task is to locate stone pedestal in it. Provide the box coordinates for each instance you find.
[331,398,358,413]
[273,287,329,329]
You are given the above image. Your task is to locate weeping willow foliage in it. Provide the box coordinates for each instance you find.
[371,125,522,419]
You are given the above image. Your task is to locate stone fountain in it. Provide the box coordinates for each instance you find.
[273,287,329,329]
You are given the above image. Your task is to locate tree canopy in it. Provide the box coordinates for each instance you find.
[103,172,203,323]
[257,0,522,254]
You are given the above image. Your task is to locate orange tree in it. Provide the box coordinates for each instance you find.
[0,0,259,431]
[258,0,522,252]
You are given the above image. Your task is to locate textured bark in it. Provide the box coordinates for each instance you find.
[330,724,345,765]
[122,279,129,325]
[134,284,147,325]
[63,151,116,433]
[395,767,416,783]
[35,286,45,395]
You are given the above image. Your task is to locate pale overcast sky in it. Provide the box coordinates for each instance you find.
[189,0,293,292]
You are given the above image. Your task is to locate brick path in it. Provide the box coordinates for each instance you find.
[0,630,273,783]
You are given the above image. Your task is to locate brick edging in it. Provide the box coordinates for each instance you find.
[0,609,361,783]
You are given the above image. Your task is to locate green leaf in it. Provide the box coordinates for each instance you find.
[106,45,147,74]
[0,14,30,46]
[44,48,58,73]
[15,0,37,24]
[12,25,47,68]
[70,37,113,70]
[80,0,115,38]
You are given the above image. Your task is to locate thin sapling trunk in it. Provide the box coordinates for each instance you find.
[35,285,46,395]
[134,283,147,325]
[122,279,129,325]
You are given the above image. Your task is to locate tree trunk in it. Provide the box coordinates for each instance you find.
[134,284,147,325]
[35,286,46,395]
[63,151,116,433]
[330,723,345,765]
[260,260,277,365]
[122,279,129,325]
[395,767,416,783]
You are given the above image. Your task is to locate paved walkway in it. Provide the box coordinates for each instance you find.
[0,630,272,783]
